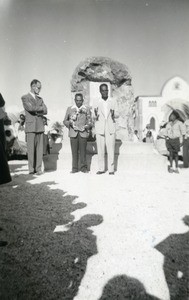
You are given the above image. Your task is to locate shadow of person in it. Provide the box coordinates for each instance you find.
[56,214,103,299]
[99,275,160,300]
[155,215,189,300]
[0,174,103,300]
[8,161,28,173]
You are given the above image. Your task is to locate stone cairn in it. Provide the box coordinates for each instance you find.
[71,57,135,141]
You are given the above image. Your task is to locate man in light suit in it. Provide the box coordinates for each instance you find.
[93,84,119,175]
[64,93,92,173]
[21,79,47,175]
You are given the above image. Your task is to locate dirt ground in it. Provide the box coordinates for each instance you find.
[0,158,189,300]
[0,162,103,300]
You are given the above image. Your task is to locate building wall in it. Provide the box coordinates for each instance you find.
[136,77,189,139]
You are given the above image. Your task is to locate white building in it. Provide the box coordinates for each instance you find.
[135,76,189,139]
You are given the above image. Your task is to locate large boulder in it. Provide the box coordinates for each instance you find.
[71,56,132,91]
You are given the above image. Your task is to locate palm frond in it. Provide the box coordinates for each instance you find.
[181,103,189,118]
[51,121,64,135]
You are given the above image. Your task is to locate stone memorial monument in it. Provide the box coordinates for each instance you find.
[71,56,135,141]
[59,57,167,173]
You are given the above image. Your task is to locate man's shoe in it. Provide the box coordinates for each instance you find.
[174,168,179,174]
[70,170,78,174]
[109,172,114,175]
[96,171,105,175]
[81,170,89,173]
[29,171,35,175]
[36,171,43,175]
[168,167,174,173]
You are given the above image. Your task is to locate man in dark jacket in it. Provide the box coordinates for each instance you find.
[63,93,92,173]
[21,79,47,175]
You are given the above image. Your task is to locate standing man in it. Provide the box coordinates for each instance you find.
[164,111,185,173]
[93,83,119,175]
[63,93,92,173]
[21,79,47,175]
[183,118,189,168]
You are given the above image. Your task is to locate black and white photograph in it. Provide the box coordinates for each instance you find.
[0,0,189,299]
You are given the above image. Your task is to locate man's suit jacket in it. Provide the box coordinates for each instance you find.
[93,97,119,135]
[21,93,47,133]
[63,105,92,138]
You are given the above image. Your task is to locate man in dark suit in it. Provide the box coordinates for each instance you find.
[63,93,92,173]
[21,79,47,175]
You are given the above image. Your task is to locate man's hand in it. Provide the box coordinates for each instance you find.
[110,109,115,123]
[69,120,74,127]
[94,108,99,121]
[84,124,90,131]
[79,126,85,132]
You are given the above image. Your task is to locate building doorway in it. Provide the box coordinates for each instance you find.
[150,117,156,130]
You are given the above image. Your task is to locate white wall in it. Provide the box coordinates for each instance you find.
[137,77,189,138]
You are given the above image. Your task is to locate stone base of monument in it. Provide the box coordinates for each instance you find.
[43,143,62,171]
[43,154,59,171]
[57,140,167,174]
[115,141,168,173]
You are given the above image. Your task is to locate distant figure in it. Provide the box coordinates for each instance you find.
[3,117,17,156]
[21,79,47,175]
[93,84,119,175]
[133,130,139,142]
[0,93,12,184]
[15,114,25,141]
[63,93,92,173]
[143,124,154,143]
[146,130,154,143]
[183,118,189,168]
[165,111,185,173]
[42,116,50,155]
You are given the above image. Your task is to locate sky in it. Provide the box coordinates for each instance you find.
[0,0,189,120]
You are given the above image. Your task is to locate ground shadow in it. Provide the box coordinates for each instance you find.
[0,166,103,300]
[8,154,28,161]
[98,275,160,300]
[8,161,28,173]
[155,215,189,300]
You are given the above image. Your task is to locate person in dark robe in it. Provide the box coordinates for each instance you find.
[0,93,12,185]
